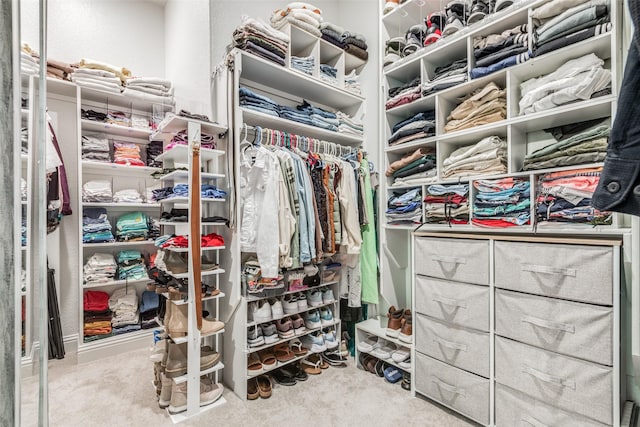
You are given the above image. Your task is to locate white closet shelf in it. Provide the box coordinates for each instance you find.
[80,328,155,349]
[385,93,436,116]
[82,202,160,209]
[170,328,225,345]
[163,268,225,280]
[241,108,363,146]
[246,281,339,303]
[246,318,341,357]
[21,109,28,119]
[356,317,412,350]
[80,85,175,112]
[152,114,227,139]
[21,291,27,297]
[382,0,438,32]
[34,76,78,98]
[155,144,225,163]
[164,246,225,253]
[246,299,337,329]
[164,292,226,306]
[358,348,412,373]
[167,396,227,424]
[82,240,156,248]
[83,277,152,289]
[388,181,437,190]
[81,119,153,138]
[439,121,508,146]
[21,246,27,250]
[413,223,629,235]
[159,197,226,204]
[81,161,161,176]
[385,136,437,154]
[21,201,27,205]
[159,170,225,181]
[383,224,418,231]
[158,221,227,227]
[21,154,28,163]
[171,362,225,384]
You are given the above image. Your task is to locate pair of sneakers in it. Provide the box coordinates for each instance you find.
[301,327,339,353]
[304,307,334,329]
[250,299,284,322]
[282,293,308,314]
[248,322,279,347]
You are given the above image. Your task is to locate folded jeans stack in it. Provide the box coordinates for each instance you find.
[473,178,531,227]
[296,100,338,131]
[536,167,611,225]
[291,54,315,75]
[115,212,149,242]
[233,16,290,67]
[117,250,148,281]
[532,0,611,58]
[109,287,141,334]
[423,58,468,96]
[471,25,530,79]
[386,76,421,110]
[271,2,323,37]
[139,290,160,329]
[386,188,422,225]
[83,208,115,244]
[523,118,610,170]
[444,82,507,133]
[83,253,117,285]
[124,77,175,106]
[113,141,145,167]
[83,290,112,342]
[239,86,280,117]
[320,64,338,86]
[344,70,362,94]
[388,111,436,147]
[82,134,110,163]
[424,184,470,224]
[519,53,611,115]
[442,136,507,179]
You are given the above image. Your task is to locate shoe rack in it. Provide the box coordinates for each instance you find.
[151,115,230,421]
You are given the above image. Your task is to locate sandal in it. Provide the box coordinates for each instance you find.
[257,374,272,398]
[274,343,295,363]
[300,356,322,375]
[247,378,259,400]
[307,353,329,370]
[259,349,277,369]
[289,339,309,356]
[247,352,262,375]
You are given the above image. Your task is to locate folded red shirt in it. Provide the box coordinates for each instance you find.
[84,290,110,312]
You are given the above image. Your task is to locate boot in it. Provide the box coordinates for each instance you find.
[386,306,404,338]
[201,317,225,337]
[166,300,188,337]
[399,309,413,343]
[167,377,224,414]
[166,342,223,378]
[158,373,172,408]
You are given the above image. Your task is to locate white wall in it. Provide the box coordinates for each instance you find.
[20,0,166,78]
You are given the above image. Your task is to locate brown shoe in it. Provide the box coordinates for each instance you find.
[399,309,413,343]
[257,374,272,398]
[247,378,260,400]
[386,306,404,338]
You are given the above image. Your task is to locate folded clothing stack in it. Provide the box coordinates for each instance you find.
[471,24,530,79]
[239,86,280,117]
[271,2,323,37]
[113,189,144,204]
[47,59,74,81]
[233,16,290,67]
[444,82,507,133]
[21,127,28,154]
[21,218,26,247]
[295,100,338,131]
[319,64,338,86]
[139,290,160,329]
[109,287,141,334]
[165,128,216,151]
[386,76,421,110]
[113,141,145,167]
[386,188,422,225]
[154,232,225,249]
[320,22,346,48]
[116,250,148,281]
[21,43,39,75]
[424,184,470,224]
[131,115,151,130]
[82,180,113,203]
[108,110,130,127]
[472,178,531,227]
[388,111,436,147]
[72,57,132,94]
[336,111,364,136]
[81,108,108,123]
[524,118,609,171]
[387,149,437,187]
[83,290,112,342]
[115,212,149,242]
[532,0,611,58]
[152,184,227,201]
[148,218,161,241]
[442,136,507,179]
[320,23,369,61]
[124,77,174,105]
[423,58,468,96]
[291,54,315,75]
[536,167,611,225]
[82,134,110,163]
[20,178,27,201]
[519,53,611,115]
[344,70,361,95]
[83,208,114,244]
[83,253,117,285]
[146,141,163,168]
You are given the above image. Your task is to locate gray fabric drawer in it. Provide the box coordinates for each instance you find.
[494,241,613,305]
[496,289,613,366]
[415,352,489,425]
[415,275,489,331]
[414,237,489,285]
[496,384,609,427]
[415,313,490,378]
[495,336,613,425]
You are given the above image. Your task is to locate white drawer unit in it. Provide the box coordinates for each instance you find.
[415,313,490,378]
[415,352,490,426]
[414,237,490,285]
[415,275,489,332]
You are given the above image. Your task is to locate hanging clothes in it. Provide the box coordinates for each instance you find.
[360,155,379,305]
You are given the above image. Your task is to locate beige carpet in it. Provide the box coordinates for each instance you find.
[20,349,474,427]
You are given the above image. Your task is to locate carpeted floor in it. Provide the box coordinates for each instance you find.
[20,348,474,426]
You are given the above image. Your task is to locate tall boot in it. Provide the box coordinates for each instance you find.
[165,341,188,378]
[166,300,188,337]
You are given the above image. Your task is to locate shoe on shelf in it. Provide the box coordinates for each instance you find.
[401,372,411,391]
[248,352,262,375]
[271,368,297,386]
[383,0,399,14]
[274,342,296,363]
[290,314,306,336]
[319,307,334,326]
[306,289,324,307]
[425,11,447,29]
[442,12,465,37]
[289,338,309,356]
[399,310,413,344]
[322,350,348,367]
[391,346,411,363]
[164,251,189,275]
[374,359,387,377]
[301,330,327,353]
[495,0,513,12]
[251,300,272,322]
[282,295,299,314]
[301,355,322,375]
[403,24,426,56]
[307,353,329,369]
[201,317,225,337]
[270,298,284,319]
[399,356,411,370]
[199,378,224,407]
[166,303,188,337]
[468,0,490,25]
[424,26,442,46]
[371,339,398,360]
[275,317,295,339]
[258,349,277,370]
[257,374,272,398]
[158,373,172,409]
[357,335,382,353]
[200,345,221,370]
[322,327,339,350]
[384,366,403,384]
[321,288,336,304]
[167,377,223,414]
[261,322,280,344]
[248,324,265,348]
[296,293,308,310]
[304,310,322,329]
[340,331,350,357]
[386,306,404,338]
[247,378,260,400]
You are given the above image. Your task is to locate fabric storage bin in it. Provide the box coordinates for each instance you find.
[415,352,490,425]
[494,241,613,305]
[495,384,609,427]
[415,313,490,378]
[495,336,613,425]
[415,275,489,331]
[414,237,489,285]
[495,289,613,366]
